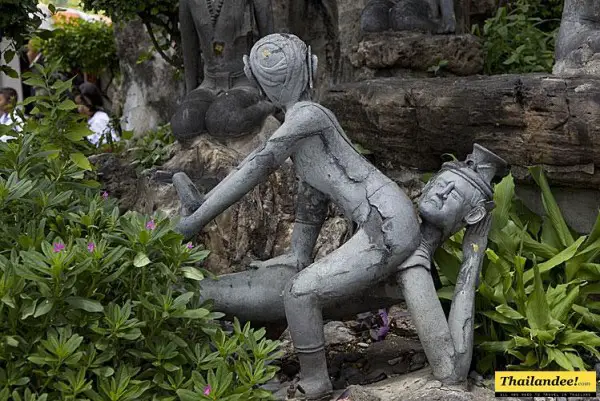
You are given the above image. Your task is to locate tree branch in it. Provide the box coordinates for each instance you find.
[140,19,183,69]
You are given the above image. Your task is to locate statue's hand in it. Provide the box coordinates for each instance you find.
[462,214,492,260]
[172,172,205,217]
[248,253,310,272]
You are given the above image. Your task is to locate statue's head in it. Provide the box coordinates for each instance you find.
[243,33,318,107]
[418,144,508,238]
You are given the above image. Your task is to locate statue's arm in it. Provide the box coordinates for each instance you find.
[447,215,491,379]
[180,0,201,92]
[175,120,318,239]
[252,0,275,37]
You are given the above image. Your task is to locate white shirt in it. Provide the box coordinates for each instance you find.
[87,111,119,146]
[0,112,24,142]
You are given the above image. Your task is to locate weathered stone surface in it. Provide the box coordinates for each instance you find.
[284,367,522,400]
[351,32,484,76]
[322,74,600,189]
[113,20,184,136]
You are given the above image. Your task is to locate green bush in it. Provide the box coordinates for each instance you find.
[34,18,118,76]
[80,0,182,68]
[0,63,282,400]
[435,167,600,374]
[475,0,563,74]
[122,124,176,172]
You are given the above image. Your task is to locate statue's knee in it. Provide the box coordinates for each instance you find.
[170,91,215,140]
[205,90,269,137]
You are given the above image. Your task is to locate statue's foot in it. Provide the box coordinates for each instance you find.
[296,378,333,401]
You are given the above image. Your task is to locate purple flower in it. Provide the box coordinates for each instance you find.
[87,242,95,253]
[146,220,156,230]
[370,308,390,342]
[203,385,211,396]
[53,242,65,253]
[186,242,194,250]
[101,191,109,200]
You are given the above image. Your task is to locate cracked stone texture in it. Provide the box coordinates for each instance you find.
[285,367,523,401]
[350,32,484,76]
[322,74,600,189]
[113,20,184,136]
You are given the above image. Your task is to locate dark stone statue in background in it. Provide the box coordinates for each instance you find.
[361,0,456,34]
[553,0,600,76]
[171,0,277,141]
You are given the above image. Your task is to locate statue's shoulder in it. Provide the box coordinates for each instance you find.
[286,101,334,125]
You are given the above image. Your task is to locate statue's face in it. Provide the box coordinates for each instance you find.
[418,170,486,236]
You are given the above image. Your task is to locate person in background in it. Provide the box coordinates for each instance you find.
[74,82,119,147]
[0,87,24,142]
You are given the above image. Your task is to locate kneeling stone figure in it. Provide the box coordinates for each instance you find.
[174,33,421,400]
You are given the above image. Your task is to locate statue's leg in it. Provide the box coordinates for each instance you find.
[170,87,217,142]
[205,87,276,139]
[283,205,419,400]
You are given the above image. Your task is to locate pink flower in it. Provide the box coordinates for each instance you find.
[87,242,95,253]
[53,242,65,253]
[146,220,156,230]
[101,191,109,200]
[186,242,194,250]
[203,385,211,396]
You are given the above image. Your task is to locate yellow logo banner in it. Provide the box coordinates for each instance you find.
[495,371,597,397]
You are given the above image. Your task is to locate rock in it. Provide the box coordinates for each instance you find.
[337,385,382,400]
[113,20,184,136]
[366,335,426,375]
[322,74,600,189]
[350,32,484,76]
[325,321,358,346]
[90,153,140,213]
[388,303,418,338]
[358,342,370,348]
[365,367,523,401]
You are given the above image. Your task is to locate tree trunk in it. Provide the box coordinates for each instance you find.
[321,74,600,188]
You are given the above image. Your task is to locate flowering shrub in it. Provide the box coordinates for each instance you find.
[0,61,282,400]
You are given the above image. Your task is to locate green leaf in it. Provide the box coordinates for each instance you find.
[525,262,550,330]
[572,304,600,328]
[182,308,211,319]
[529,166,574,247]
[69,153,92,171]
[58,99,78,111]
[33,299,54,318]
[65,297,104,313]
[496,304,525,320]
[546,348,573,370]
[550,285,579,323]
[64,124,92,141]
[133,252,151,267]
[523,236,585,284]
[182,266,205,281]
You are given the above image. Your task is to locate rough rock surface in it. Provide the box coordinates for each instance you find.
[351,32,484,76]
[113,20,185,136]
[322,74,600,188]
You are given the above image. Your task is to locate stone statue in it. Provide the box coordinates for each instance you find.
[173,32,422,400]
[361,0,456,34]
[397,144,507,383]
[175,143,507,398]
[170,0,277,141]
[553,0,600,76]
